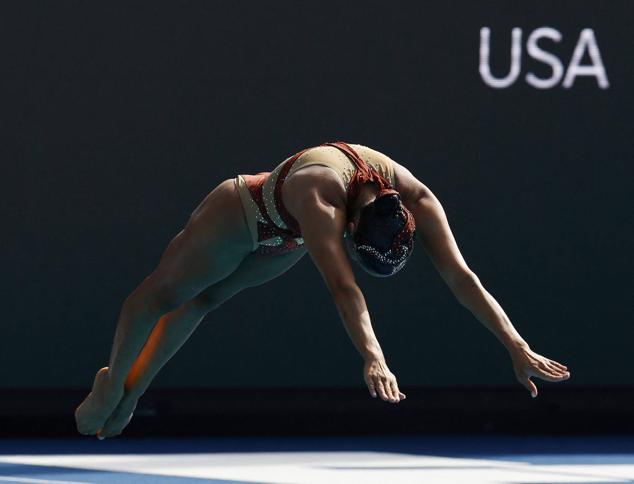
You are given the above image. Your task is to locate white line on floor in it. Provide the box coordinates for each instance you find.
[0,476,91,484]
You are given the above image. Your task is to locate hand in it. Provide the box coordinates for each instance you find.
[364,358,406,403]
[509,344,570,398]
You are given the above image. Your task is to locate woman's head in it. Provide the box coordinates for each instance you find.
[345,189,416,277]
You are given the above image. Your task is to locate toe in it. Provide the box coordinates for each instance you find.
[100,413,132,438]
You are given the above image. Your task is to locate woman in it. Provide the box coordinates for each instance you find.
[75,141,570,439]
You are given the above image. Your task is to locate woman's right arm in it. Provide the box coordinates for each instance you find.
[289,178,405,403]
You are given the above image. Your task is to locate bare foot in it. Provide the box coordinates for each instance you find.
[97,393,139,439]
[75,367,123,435]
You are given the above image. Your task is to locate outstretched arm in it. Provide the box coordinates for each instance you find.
[287,172,405,403]
[393,161,570,397]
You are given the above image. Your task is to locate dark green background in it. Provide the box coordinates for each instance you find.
[3,1,632,389]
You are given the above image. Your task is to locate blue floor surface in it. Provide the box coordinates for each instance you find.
[0,436,632,483]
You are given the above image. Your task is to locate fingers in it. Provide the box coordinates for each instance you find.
[389,379,402,403]
[537,369,570,382]
[535,361,570,382]
[547,362,571,380]
[380,376,398,402]
[519,376,538,398]
[367,380,377,398]
[372,376,403,403]
[376,379,390,401]
[547,359,568,371]
[364,360,404,403]
[548,364,571,379]
[515,352,571,398]
[383,378,395,402]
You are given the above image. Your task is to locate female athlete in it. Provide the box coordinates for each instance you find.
[75,141,570,439]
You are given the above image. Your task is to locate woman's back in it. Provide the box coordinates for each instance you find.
[282,143,396,191]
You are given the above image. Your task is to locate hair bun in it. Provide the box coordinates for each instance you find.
[375,193,400,216]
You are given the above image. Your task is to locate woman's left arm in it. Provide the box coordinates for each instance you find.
[393,161,570,397]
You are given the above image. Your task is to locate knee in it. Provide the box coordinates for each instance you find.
[190,289,232,314]
[124,282,184,316]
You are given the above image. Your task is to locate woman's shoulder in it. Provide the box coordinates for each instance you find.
[296,144,350,164]
[348,142,396,165]
[348,143,397,188]
[282,164,348,219]
[295,142,393,166]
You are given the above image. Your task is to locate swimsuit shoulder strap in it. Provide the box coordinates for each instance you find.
[323,141,394,201]
[270,144,321,234]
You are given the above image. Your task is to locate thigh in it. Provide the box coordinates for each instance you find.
[136,179,254,308]
[192,247,308,309]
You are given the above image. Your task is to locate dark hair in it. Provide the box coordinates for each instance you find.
[353,192,416,277]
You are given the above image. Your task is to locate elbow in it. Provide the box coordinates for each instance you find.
[331,283,364,322]
[450,271,482,304]
[330,281,361,304]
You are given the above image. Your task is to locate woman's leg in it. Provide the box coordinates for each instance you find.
[75,179,253,435]
[95,248,307,438]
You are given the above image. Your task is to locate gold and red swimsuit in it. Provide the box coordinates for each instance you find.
[234,141,396,256]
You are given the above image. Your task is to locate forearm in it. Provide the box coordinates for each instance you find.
[332,285,385,362]
[453,274,527,351]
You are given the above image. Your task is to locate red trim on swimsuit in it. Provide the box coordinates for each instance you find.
[243,141,395,256]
